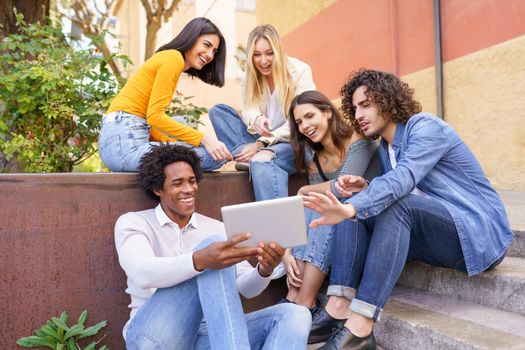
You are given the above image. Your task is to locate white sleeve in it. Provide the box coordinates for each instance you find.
[235,260,274,299]
[115,214,201,289]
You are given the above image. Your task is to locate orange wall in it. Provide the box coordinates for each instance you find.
[281,0,525,99]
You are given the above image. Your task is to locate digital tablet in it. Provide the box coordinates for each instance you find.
[221,196,307,248]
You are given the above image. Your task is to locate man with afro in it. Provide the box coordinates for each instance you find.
[114,144,311,349]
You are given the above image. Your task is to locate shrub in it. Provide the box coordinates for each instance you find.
[16,310,108,350]
[0,14,129,172]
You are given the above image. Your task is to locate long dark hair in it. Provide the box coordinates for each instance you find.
[289,90,354,172]
[156,17,226,87]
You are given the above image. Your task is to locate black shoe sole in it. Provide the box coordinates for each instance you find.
[308,333,332,344]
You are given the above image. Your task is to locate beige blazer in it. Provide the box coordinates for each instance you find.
[241,56,316,145]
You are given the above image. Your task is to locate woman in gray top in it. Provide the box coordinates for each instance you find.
[283,90,382,316]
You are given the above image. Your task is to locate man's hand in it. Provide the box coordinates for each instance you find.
[201,134,233,161]
[335,175,368,198]
[254,115,273,137]
[192,233,259,271]
[303,191,356,228]
[256,241,285,277]
[283,248,303,288]
[235,142,264,162]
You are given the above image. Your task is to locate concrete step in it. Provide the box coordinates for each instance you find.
[508,229,525,258]
[397,256,525,316]
[376,286,525,349]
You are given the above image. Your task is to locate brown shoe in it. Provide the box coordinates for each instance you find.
[234,162,249,171]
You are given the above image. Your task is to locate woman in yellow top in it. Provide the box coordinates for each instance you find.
[98,17,233,172]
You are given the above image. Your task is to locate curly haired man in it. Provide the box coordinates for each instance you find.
[304,69,512,350]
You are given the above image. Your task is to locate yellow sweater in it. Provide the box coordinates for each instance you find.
[107,50,204,146]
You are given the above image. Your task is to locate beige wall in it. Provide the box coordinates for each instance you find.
[255,0,337,34]
[402,35,525,191]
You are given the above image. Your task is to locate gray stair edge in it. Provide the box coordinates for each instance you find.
[376,299,525,350]
[397,256,525,316]
[390,285,525,338]
[507,229,525,258]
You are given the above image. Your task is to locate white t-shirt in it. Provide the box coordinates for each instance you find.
[388,143,430,198]
[264,85,286,131]
[115,204,278,337]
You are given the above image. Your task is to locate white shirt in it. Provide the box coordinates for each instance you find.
[264,85,286,131]
[115,204,277,336]
[388,143,431,198]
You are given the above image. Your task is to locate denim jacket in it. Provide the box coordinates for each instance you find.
[347,113,513,276]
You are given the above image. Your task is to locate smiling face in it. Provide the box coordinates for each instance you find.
[184,34,220,71]
[154,161,198,227]
[352,85,395,141]
[252,38,274,77]
[293,103,332,145]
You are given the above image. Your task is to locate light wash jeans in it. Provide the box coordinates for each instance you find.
[328,195,476,321]
[98,111,225,172]
[125,235,312,350]
[209,104,298,201]
[292,208,335,274]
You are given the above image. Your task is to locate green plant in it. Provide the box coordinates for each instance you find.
[0,13,130,172]
[166,90,208,129]
[16,310,108,350]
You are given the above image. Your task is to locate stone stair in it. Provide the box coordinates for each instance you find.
[374,190,525,349]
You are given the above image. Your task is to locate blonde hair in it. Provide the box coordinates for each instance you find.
[244,24,294,117]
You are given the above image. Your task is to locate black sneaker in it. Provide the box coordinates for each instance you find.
[308,308,345,344]
[319,323,377,350]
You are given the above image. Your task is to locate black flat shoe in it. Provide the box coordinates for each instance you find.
[308,308,346,344]
[319,324,377,350]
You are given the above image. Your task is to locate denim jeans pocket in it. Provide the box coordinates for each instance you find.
[128,119,150,145]
[99,134,124,172]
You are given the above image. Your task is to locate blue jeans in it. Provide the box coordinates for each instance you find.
[98,112,225,172]
[125,236,311,350]
[328,195,467,320]
[209,104,298,201]
[292,208,335,274]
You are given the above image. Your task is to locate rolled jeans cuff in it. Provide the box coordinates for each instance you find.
[327,285,356,300]
[350,298,382,321]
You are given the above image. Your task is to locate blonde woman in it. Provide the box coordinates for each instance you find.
[209,24,316,200]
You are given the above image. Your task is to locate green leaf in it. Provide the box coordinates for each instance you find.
[78,320,106,339]
[56,344,64,350]
[77,310,88,326]
[83,341,97,350]
[67,337,78,350]
[16,335,54,348]
[38,324,61,341]
[64,324,84,340]
[52,316,70,331]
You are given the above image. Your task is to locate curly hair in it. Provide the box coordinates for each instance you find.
[137,144,203,201]
[341,69,422,133]
[289,90,353,172]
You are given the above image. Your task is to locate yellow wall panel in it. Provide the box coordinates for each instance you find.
[392,35,525,190]
[256,0,338,35]
[443,35,525,191]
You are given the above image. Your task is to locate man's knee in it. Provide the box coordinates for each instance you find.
[274,303,312,332]
[251,150,275,163]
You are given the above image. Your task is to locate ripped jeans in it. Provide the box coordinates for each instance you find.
[209,104,298,201]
